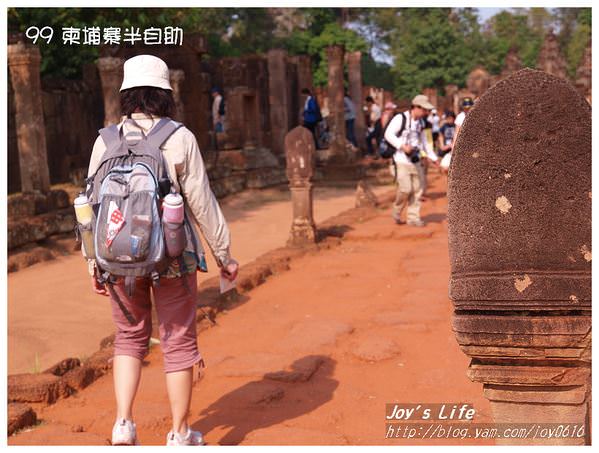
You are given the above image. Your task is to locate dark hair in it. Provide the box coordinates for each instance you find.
[365,96,374,103]
[445,110,456,118]
[301,88,311,95]
[120,86,176,118]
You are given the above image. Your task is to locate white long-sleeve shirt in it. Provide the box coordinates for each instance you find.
[384,111,438,165]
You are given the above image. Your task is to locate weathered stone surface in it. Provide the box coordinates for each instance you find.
[99,333,116,349]
[285,126,316,247]
[449,69,591,297]
[8,43,51,193]
[448,68,591,444]
[8,208,76,250]
[84,347,114,374]
[268,49,290,155]
[8,373,69,404]
[96,57,124,126]
[61,366,98,392]
[355,180,378,208]
[43,358,81,377]
[326,45,347,161]
[7,402,37,436]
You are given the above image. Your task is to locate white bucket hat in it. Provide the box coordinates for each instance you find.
[411,94,435,110]
[120,55,172,91]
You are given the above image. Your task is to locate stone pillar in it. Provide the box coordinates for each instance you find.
[448,69,591,445]
[347,51,366,151]
[444,84,459,115]
[537,30,568,80]
[326,45,346,160]
[501,47,523,80]
[575,40,591,103]
[267,49,289,155]
[97,57,124,126]
[422,87,438,110]
[169,69,185,122]
[7,43,51,194]
[285,126,316,247]
[292,55,313,105]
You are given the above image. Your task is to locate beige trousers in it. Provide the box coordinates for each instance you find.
[392,162,424,222]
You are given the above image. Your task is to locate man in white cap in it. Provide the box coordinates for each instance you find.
[384,94,439,226]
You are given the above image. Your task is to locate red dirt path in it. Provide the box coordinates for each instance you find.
[8,173,494,445]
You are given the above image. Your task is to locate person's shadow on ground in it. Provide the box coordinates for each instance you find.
[191,355,338,445]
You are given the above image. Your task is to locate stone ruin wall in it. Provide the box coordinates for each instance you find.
[7,44,312,196]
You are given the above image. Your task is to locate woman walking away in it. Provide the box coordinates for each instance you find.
[84,55,238,446]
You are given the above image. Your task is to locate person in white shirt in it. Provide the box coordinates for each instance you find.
[211,88,225,133]
[384,94,439,227]
[453,96,473,148]
[365,96,382,156]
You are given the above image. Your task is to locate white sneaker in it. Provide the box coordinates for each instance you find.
[166,427,205,446]
[111,418,139,446]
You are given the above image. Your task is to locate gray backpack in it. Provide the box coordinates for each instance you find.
[87,118,182,322]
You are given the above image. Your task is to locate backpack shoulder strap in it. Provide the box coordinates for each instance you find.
[98,125,121,150]
[146,118,183,149]
[398,111,407,136]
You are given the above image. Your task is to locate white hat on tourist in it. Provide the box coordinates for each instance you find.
[120,55,172,91]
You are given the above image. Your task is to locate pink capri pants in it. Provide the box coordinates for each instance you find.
[108,272,202,373]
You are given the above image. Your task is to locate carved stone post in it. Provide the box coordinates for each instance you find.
[326,45,346,160]
[347,51,366,150]
[267,49,289,155]
[448,69,591,445]
[285,126,316,247]
[97,57,124,126]
[7,43,51,194]
[169,69,185,122]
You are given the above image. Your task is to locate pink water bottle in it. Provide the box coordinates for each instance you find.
[162,193,186,257]
[163,193,184,223]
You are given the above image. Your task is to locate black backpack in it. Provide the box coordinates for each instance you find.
[378,112,407,159]
[218,96,226,116]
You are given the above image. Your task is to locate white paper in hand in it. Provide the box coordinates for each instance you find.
[220,274,237,294]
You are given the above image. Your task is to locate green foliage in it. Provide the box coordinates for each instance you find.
[485,10,544,68]
[558,8,592,79]
[7,6,592,93]
[8,8,235,78]
[361,53,394,91]
[305,22,367,86]
[387,9,474,98]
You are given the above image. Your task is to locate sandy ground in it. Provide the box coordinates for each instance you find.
[7,184,390,375]
[8,173,494,446]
